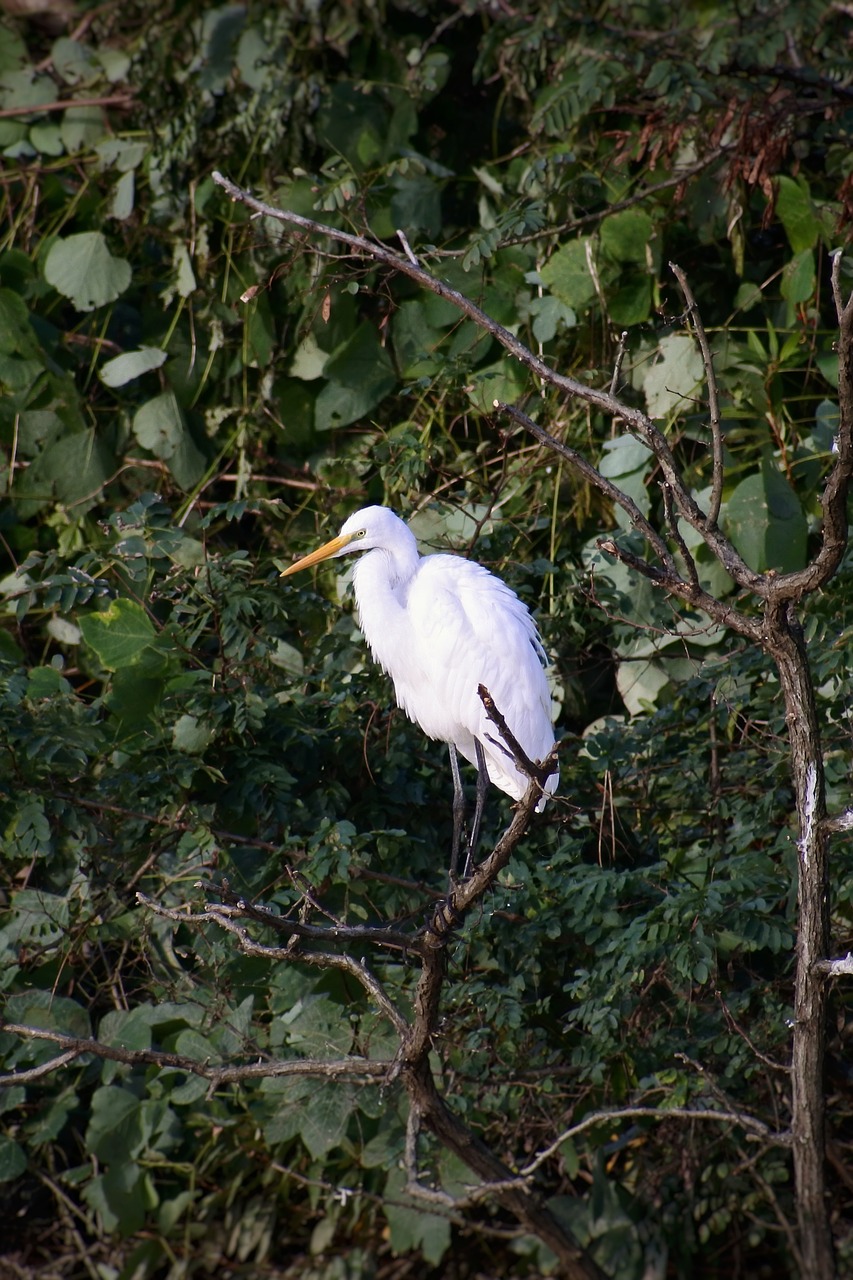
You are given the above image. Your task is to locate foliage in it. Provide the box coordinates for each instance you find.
[1,1,853,1277]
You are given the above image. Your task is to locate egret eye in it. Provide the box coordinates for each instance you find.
[355,529,366,538]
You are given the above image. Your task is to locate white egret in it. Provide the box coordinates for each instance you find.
[281,506,558,872]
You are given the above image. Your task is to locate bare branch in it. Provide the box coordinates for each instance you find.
[670,262,725,528]
[610,329,629,397]
[823,807,853,834]
[521,1104,791,1177]
[138,894,410,1035]
[211,170,764,595]
[396,228,419,266]
[477,682,557,794]
[814,952,853,977]
[0,1049,79,1087]
[138,888,422,956]
[495,399,679,577]
[661,482,700,590]
[0,1022,388,1086]
[207,905,411,1037]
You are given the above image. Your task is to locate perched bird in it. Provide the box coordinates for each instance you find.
[281,506,558,872]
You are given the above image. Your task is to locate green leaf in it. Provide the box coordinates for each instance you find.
[540,238,598,309]
[775,175,822,253]
[466,356,527,413]
[109,169,135,220]
[79,598,156,670]
[642,333,704,419]
[781,249,815,304]
[315,323,396,431]
[3,989,90,1038]
[383,1166,451,1265]
[607,271,652,325]
[724,455,807,572]
[599,435,654,477]
[100,346,167,388]
[392,300,443,377]
[600,209,653,263]
[171,713,213,754]
[82,1164,147,1235]
[85,1086,143,1163]
[34,430,114,509]
[0,1137,27,1182]
[133,391,185,458]
[43,231,131,311]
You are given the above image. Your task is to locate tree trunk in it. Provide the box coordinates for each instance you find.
[764,600,835,1279]
[405,1058,608,1280]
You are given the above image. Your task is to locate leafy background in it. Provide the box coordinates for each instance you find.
[1,1,853,1276]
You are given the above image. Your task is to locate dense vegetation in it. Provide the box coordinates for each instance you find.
[1,1,853,1276]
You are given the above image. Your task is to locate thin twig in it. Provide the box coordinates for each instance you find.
[477,683,557,792]
[396,228,419,266]
[0,94,134,120]
[670,262,724,528]
[610,330,629,397]
[521,1105,790,1177]
[139,889,421,956]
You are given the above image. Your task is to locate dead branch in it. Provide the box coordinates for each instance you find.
[0,1022,387,1088]
[670,262,725,529]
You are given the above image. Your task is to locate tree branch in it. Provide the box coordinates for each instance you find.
[0,1023,387,1087]
[521,1104,790,1177]
[669,262,725,529]
[210,170,766,596]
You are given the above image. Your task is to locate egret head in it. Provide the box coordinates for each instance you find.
[280,506,408,578]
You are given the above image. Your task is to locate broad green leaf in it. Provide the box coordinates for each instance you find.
[540,238,598,309]
[44,231,131,312]
[171,713,213,754]
[51,38,100,86]
[100,346,167,388]
[297,1081,357,1159]
[79,598,156,670]
[608,271,652,325]
[781,248,815,304]
[0,287,39,356]
[724,456,807,572]
[390,173,442,238]
[6,890,69,945]
[642,333,704,419]
[0,1137,27,1182]
[171,242,196,298]
[18,432,113,514]
[3,989,90,1038]
[599,435,654,477]
[616,654,672,715]
[529,293,576,343]
[109,169,135,220]
[466,356,527,412]
[289,332,328,381]
[383,1166,451,1265]
[133,391,185,458]
[392,299,443,377]
[82,1164,147,1235]
[600,209,653,263]
[775,175,822,252]
[315,323,396,431]
[85,1086,143,1163]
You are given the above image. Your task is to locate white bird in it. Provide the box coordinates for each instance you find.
[280,506,558,873]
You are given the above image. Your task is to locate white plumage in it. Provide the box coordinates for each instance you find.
[281,506,558,854]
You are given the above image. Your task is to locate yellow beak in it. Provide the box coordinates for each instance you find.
[280,531,359,578]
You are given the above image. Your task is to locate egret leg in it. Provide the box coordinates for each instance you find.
[461,739,489,879]
[448,744,466,881]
